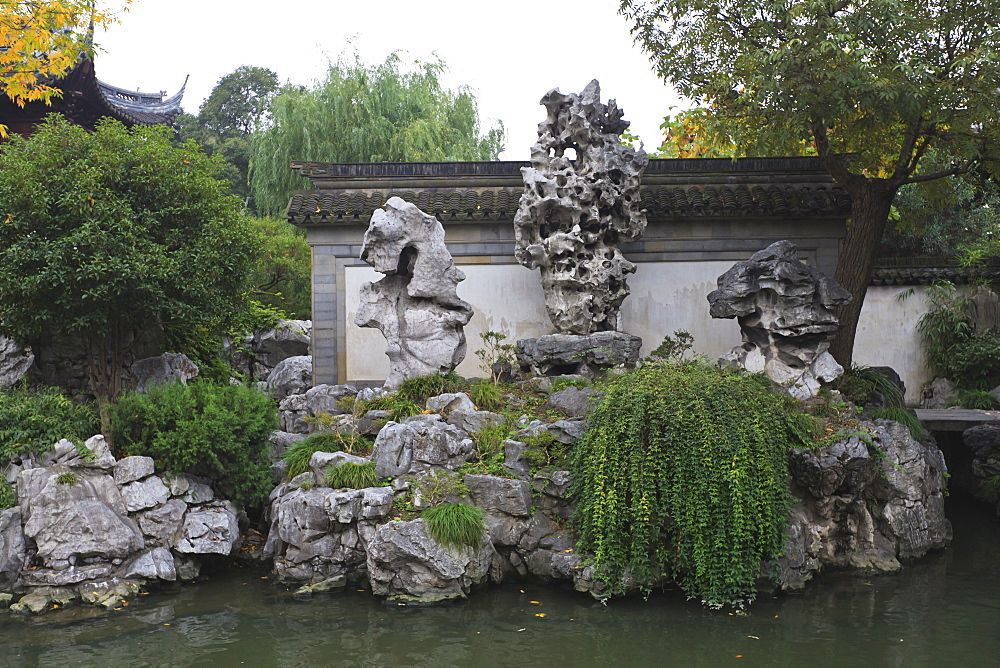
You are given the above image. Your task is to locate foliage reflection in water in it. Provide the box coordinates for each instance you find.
[1,497,998,667]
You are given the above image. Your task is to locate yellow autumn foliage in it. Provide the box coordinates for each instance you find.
[0,1,131,135]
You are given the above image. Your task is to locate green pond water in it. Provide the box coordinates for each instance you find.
[2,495,998,667]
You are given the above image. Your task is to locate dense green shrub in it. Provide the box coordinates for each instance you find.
[917,282,1000,392]
[423,502,487,551]
[110,381,278,508]
[0,478,15,510]
[325,462,379,489]
[571,361,807,609]
[0,385,99,465]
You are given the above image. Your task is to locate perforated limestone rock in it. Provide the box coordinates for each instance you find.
[708,240,852,399]
[355,197,473,389]
[514,79,648,335]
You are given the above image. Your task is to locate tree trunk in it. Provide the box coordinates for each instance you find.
[828,181,898,367]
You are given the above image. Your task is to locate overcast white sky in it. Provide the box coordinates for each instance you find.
[93,0,689,160]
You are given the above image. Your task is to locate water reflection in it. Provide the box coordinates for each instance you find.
[2,497,997,667]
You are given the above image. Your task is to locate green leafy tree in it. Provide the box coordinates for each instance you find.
[0,116,258,428]
[250,52,505,216]
[247,216,312,319]
[621,0,1000,365]
[177,66,281,209]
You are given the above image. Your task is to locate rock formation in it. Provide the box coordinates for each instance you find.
[514,79,648,335]
[708,240,852,399]
[779,420,951,588]
[355,197,473,389]
[0,436,241,613]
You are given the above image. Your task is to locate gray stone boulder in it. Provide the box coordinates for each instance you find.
[0,508,25,590]
[309,450,371,483]
[304,384,358,418]
[546,386,601,417]
[0,336,33,388]
[446,409,504,435]
[779,419,950,588]
[366,518,497,604]
[514,79,648,334]
[264,483,394,584]
[426,392,476,415]
[709,240,851,399]
[355,197,474,388]
[516,332,642,378]
[252,320,312,373]
[265,355,313,400]
[3,445,246,612]
[371,414,473,478]
[174,501,240,555]
[19,467,145,565]
[921,377,958,409]
[130,352,199,392]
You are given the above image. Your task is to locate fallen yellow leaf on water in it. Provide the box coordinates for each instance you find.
[748,635,759,640]
[530,600,541,605]
[535,613,546,617]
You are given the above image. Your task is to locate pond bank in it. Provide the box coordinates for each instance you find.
[1,494,997,666]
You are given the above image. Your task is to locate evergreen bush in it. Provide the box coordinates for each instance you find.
[0,385,99,465]
[571,361,807,609]
[110,380,278,509]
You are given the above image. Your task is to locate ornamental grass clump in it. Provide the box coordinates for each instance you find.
[325,461,379,489]
[282,432,370,479]
[571,360,809,609]
[423,502,487,552]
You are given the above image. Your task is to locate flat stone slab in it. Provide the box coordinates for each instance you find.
[914,409,1000,432]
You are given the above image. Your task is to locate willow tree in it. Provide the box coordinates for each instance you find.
[621,0,1000,365]
[0,0,130,136]
[250,53,505,216]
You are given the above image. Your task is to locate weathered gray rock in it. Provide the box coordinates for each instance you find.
[124,547,176,581]
[366,518,496,604]
[121,476,170,512]
[114,456,156,485]
[709,240,852,399]
[371,414,473,478]
[516,332,642,378]
[174,501,239,555]
[464,475,532,517]
[921,377,958,409]
[426,392,476,415]
[252,320,312,372]
[514,80,648,334]
[130,352,199,392]
[265,355,313,400]
[137,499,187,542]
[0,335,33,388]
[0,508,25,589]
[309,450,371,483]
[779,419,951,588]
[446,409,504,435]
[546,386,601,417]
[19,468,144,565]
[181,481,215,505]
[304,384,358,417]
[264,484,394,584]
[355,197,474,388]
[37,434,115,470]
[268,431,308,465]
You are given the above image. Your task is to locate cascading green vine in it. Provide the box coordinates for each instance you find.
[570,361,808,609]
